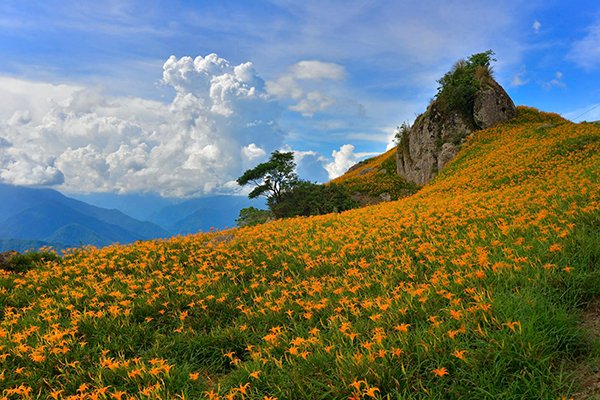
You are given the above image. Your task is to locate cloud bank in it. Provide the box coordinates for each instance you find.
[0,54,290,196]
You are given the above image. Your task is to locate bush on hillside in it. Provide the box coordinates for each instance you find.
[435,50,496,127]
[2,250,61,274]
[236,207,273,227]
[270,181,359,219]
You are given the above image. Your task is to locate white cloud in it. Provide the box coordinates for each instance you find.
[0,54,288,197]
[533,20,541,33]
[0,77,82,123]
[265,60,346,118]
[289,60,346,81]
[241,143,267,169]
[511,66,529,87]
[325,144,378,180]
[289,91,335,117]
[0,143,64,186]
[293,150,329,183]
[265,76,303,99]
[567,19,600,70]
[541,71,566,90]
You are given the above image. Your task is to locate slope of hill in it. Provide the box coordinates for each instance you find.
[1,107,599,398]
[166,208,235,235]
[59,199,170,239]
[0,184,67,221]
[44,224,114,248]
[329,146,419,202]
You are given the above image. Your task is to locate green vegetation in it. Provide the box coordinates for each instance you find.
[236,151,299,204]
[237,151,360,225]
[236,207,272,227]
[270,181,359,219]
[435,50,496,128]
[393,121,411,147]
[1,108,599,399]
[0,250,61,274]
[329,147,419,199]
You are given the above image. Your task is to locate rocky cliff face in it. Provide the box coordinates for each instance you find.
[396,78,516,185]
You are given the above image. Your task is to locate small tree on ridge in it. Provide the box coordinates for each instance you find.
[236,150,299,204]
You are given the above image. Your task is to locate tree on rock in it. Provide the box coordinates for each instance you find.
[236,150,299,205]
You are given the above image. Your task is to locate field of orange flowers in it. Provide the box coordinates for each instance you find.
[1,107,600,399]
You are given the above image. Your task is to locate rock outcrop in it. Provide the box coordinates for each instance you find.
[203,234,235,247]
[350,189,413,207]
[396,77,516,185]
[0,250,18,271]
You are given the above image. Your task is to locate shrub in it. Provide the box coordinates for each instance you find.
[393,121,411,146]
[236,207,272,227]
[435,50,496,128]
[3,251,61,274]
[270,181,359,219]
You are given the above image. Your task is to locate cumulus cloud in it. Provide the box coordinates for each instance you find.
[0,54,290,196]
[265,76,304,99]
[0,142,64,186]
[325,144,378,180]
[326,144,359,179]
[532,20,541,33]
[241,143,267,169]
[0,77,81,123]
[289,91,335,117]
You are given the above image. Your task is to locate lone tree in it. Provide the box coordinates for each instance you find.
[236,150,299,204]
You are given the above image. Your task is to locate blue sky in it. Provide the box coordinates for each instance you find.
[0,0,599,197]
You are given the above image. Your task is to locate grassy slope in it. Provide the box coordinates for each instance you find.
[329,146,418,199]
[1,107,600,399]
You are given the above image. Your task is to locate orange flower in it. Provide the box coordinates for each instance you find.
[452,349,467,360]
[432,367,449,377]
[364,386,380,398]
[549,244,562,252]
[249,370,262,379]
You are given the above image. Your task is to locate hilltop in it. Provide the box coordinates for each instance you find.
[1,106,599,399]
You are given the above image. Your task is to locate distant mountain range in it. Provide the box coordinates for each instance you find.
[0,184,265,252]
[147,195,259,235]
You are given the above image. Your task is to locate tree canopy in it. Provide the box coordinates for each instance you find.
[236,150,299,204]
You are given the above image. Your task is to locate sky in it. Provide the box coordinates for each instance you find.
[0,0,599,198]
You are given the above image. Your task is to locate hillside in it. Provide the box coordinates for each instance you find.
[44,224,114,248]
[329,147,419,203]
[1,107,599,398]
